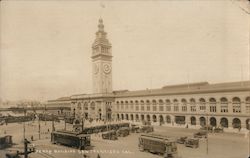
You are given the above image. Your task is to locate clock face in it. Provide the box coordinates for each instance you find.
[94,64,99,74]
[103,63,111,74]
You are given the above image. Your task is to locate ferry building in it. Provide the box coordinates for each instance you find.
[47,19,250,131]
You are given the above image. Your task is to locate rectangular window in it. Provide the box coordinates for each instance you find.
[220,106,228,113]
[191,106,196,112]
[182,106,187,112]
[125,105,128,110]
[200,106,206,111]
[121,105,124,110]
[130,105,134,110]
[147,106,150,111]
[174,106,179,112]
[246,106,250,113]
[166,106,171,111]
[159,106,164,111]
[136,106,139,111]
[210,106,216,112]
[140,106,144,111]
[117,105,120,110]
[153,106,157,111]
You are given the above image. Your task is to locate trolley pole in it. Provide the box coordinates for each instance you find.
[64,116,66,130]
[52,114,55,132]
[206,111,208,155]
[82,117,84,132]
[38,118,41,140]
[23,106,26,141]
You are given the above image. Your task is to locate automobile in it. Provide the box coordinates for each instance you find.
[142,121,151,126]
[139,125,154,133]
[130,124,140,133]
[185,138,199,148]
[214,127,223,133]
[116,127,130,137]
[193,131,207,138]
[176,136,188,144]
[200,125,213,132]
[102,130,118,140]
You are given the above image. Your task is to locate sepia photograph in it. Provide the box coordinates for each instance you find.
[0,0,249,158]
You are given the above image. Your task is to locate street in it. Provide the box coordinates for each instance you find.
[0,121,249,158]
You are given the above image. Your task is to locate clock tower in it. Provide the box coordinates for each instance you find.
[92,18,113,94]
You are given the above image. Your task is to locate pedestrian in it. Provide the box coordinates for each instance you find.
[31,135,34,141]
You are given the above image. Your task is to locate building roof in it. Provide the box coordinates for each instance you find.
[47,81,250,101]
[114,81,250,98]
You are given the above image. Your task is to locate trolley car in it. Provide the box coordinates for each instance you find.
[138,134,178,158]
[0,135,13,149]
[51,130,90,150]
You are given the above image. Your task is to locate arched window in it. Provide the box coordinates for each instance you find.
[152,115,157,122]
[121,101,124,110]
[77,102,82,110]
[232,118,241,129]
[140,100,144,105]
[190,116,196,125]
[84,102,88,111]
[152,100,157,111]
[181,99,187,112]
[125,101,129,110]
[166,115,171,123]
[232,97,241,113]
[173,99,179,112]
[166,99,171,111]
[135,100,139,105]
[199,98,206,111]
[159,115,164,123]
[130,101,134,110]
[220,117,228,128]
[140,100,145,111]
[199,117,206,127]
[159,99,164,111]
[210,117,217,127]
[220,97,228,113]
[209,98,217,113]
[190,98,196,112]
[159,99,164,105]
[246,97,250,113]
[90,102,95,110]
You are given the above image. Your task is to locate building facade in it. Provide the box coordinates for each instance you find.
[48,19,250,131]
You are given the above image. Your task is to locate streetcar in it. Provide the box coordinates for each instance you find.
[138,134,178,158]
[102,130,118,140]
[139,125,154,133]
[116,127,130,137]
[184,138,199,148]
[51,130,91,150]
[0,135,13,149]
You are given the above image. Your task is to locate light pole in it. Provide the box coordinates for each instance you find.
[248,120,250,158]
[201,109,208,155]
[23,105,26,141]
[206,111,208,155]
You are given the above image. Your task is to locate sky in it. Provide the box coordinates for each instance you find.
[0,0,249,101]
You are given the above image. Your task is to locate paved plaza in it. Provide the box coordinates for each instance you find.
[0,121,249,158]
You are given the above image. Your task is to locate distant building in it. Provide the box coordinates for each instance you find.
[49,19,250,131]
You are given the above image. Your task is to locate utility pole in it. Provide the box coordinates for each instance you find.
[38,118,41,140]
[206,110,208,155]
[52,114,55,132]
[64,116,66,130]
[23,105,26,141]
[44,105,47,125]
